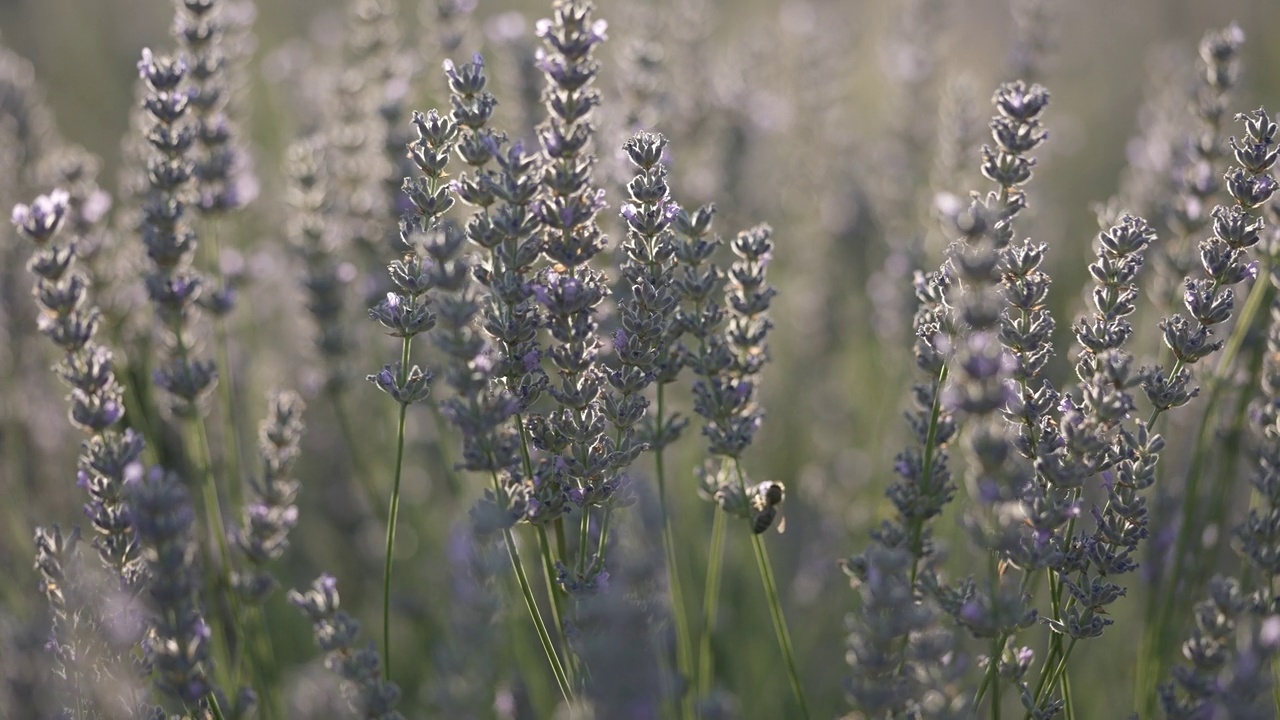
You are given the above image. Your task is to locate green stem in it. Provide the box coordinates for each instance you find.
[251,605,282,720]
[1032,637,1077,712]
[537,525,572,677]
[698,504,728,702]
[577,503,591,577]
[193,413,241,679]
[492,473,573,703]
[732,460,810,719]
[556,517,570,568]
[208,692,227,720]
[382,337,413,680]
[992,635,1002,720]
[749,523,811,719]
[516,410,576,683]
[655,387,696,720]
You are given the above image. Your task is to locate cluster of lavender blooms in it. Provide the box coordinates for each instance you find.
[844,19,1280,719]
[136,47,219,418]
[14,189,144,586]
[289,575,403,720]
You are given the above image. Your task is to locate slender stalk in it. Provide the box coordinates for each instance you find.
[208,693,227,720]
[992,634,1002,720]
[207,221,247,511]
[748,523,811,718]
[655,387,696,720]
[193,412,242,680]
[251,605,283,720]
[381,337,413,680]
[731,460,810,719]
[698,504,728,703]
[536,525,572,679]
[556,517,570,568]
[577,503,592,576]
[491,472,573,703]
[517,410,577,683]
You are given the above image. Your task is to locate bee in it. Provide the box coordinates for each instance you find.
[752,504,778,534]
[761,481,784,507]
[750,480,787,534]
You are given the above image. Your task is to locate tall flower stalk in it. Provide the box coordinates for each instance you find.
[617,131,692,718]
[367,108,455,679]
[440,52,573,696]
[692,223,810,718]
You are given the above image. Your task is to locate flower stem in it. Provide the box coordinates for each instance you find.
[734,457,809,719]
[491,472,573,703]
[381,337,413,680]
[698,504,728,703]
[655,387,696,720]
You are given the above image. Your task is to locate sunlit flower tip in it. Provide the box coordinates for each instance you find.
[534,18,553,37]
[620,203,638,222]
[1262,617,1280,651]
[590,19,608,42]
[137,47,154,77]
[123,462,146,485]
[472,52,484,68]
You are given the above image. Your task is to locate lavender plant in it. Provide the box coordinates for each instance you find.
[12,2,1280,719]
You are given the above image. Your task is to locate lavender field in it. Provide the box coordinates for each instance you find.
[4,0,1280,718]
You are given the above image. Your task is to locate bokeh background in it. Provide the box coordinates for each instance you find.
[3,0,1280,717]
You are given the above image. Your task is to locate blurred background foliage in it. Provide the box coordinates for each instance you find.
[4,0,1280,717]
